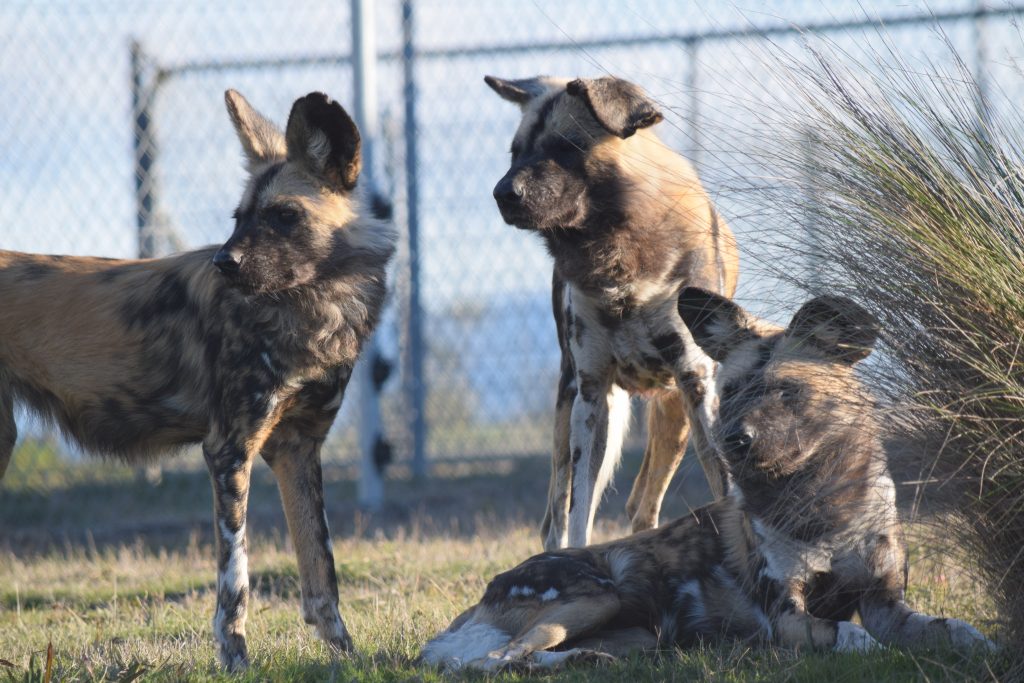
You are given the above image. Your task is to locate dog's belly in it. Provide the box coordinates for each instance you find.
[613,358,676,395]
[608,320,678,396]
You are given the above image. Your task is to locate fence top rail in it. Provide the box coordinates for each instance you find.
[153,4,1024,81]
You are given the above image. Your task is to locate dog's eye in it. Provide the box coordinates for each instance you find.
[265,206,302,233]
[777,383,802,403]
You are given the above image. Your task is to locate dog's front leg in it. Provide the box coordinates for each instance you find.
[767,578,878,652]
[203,430,260,671]
[859,588,993,651]
[858,535,993,651]
[542,352,575,550]
[567,376,629,548]
[261,418,353,655]
[673,334,729,500]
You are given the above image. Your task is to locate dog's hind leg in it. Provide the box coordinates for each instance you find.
[482,593,621,671]
[626,391,689,532]
[0,386,15,480]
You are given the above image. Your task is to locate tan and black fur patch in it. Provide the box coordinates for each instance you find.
[0,90,396,671]
[485,74,740,550]
[420,290,992,671]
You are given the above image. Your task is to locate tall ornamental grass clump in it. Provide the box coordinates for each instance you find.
[752,38,1024,672]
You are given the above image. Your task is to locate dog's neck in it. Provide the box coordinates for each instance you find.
[725,433,889,544]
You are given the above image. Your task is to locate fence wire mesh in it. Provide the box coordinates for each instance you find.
[3,1,1023,473]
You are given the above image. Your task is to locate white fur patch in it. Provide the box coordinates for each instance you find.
[531,649,581,668]
[834,621,880,652]
[539,587,560,602]
[568,385,631,548]
[752,518,833,582]
[607,548,633,583]
[509,585,535,598]
[322,509,334,554]
[420,620,511,670]
[218,520,248,597]
[944,618,997,652]
[213,520,249,664]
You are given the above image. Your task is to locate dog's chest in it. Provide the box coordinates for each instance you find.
[565,285,681,394]
[751,517,879,587]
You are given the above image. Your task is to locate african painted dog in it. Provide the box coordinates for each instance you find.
[485,75,739,550]
[0,90,396,670]
[420,288,992,670]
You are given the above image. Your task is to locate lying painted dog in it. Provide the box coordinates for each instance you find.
[420,288,992,670]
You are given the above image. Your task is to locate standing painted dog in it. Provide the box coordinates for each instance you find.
[0,90,396,670]
[486,75,739,550]
[420,288,992,670]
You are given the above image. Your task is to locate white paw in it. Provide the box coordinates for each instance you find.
[480,647,520,672]
[530,648,617,669]
[945,618,997,652]
[834,622,881,652]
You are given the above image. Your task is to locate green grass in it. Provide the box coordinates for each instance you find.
[0,444,1006,681]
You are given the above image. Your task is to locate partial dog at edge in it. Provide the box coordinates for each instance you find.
[420,288,993,671]
[485,74,739,550]
[0,90,396,670]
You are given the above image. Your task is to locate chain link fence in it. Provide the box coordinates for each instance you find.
[3,1,1023,474]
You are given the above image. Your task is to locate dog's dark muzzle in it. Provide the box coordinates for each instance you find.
[212,247,244,276]
[722,426,754,456]
[492,173,530,227]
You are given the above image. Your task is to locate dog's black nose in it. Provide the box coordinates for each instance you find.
[493,176,522,204]
[212,249,242,274]
[723,427,754,454]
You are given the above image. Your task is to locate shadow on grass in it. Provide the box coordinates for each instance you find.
[0,443,714,558]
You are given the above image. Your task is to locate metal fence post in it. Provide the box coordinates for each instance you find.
[131,40,157,259]
[130,40,167,486]
[351,0,389,509]
[402,0,427,478]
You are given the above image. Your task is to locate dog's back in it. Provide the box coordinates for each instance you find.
[0,248,224,463]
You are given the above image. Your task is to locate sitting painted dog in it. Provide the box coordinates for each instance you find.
[420,288,992,670]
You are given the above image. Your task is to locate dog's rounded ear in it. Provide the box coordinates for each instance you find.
[786,296,879,364]
[224,90,287,170]
[566,77,664,138]
[285,92,361,191]
[678,287,754,362]
[484,75,548,108]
